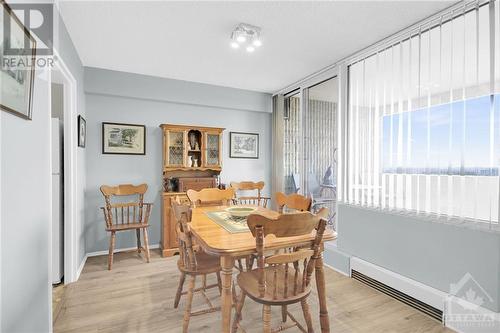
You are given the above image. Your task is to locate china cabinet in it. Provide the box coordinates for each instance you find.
[159,124,224,256]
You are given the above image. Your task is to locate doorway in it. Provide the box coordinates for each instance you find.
[49,52,79,325]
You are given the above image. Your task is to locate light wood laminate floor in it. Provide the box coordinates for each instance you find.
[54,249,454,333]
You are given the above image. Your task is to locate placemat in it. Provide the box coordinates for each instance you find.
[205,211,250,233]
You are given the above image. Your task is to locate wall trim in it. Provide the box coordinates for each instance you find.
[350,257,500,331]
[351,257,447,311]
[323,262,349,277]
[85,91,269,114]
[86,244,160,259]
[74,244,160,282]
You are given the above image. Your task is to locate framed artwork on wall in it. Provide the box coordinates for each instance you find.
[102,122,146,155]
[78,115,86,148]
[229,132,259,159]
[0,1,36,120]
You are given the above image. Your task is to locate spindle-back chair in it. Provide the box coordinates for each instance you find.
[186,188,235,207]
[275,192,312,213]
[100,183,152,270]
[231,181,270,207]
[232,208,328,333]
[171,198,222,333]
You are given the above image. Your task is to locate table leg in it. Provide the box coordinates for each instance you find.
[315,252,330,333]
[221,255,235,333]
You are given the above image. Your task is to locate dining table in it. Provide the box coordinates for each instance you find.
[189,205,337,333]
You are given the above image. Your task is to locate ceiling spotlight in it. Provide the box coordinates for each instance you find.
[230,23,262,53]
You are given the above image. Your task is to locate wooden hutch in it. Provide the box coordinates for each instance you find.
[159,124,224,257]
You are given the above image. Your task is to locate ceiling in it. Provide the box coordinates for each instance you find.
[58,1,456,93]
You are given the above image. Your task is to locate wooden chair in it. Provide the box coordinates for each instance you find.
[172,198,222,333]
[275,192,312,213]
[186,188,235,207]
[232,208,329,333]
[230,181,270,208]
[100,184,152,270]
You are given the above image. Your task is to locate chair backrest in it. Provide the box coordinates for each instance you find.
[171,197,197,271]
[275,192,312,213]
[186,188,235,207]
[231,181,267,206]
[246,208,328,299]
[100,184,150,228]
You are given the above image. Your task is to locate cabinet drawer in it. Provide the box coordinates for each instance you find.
[178,177,216,192]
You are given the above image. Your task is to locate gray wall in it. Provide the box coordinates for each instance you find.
[0,7,86,332]
[84,68,272,253]
[337,203,500,312]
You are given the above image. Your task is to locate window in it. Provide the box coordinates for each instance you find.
[346,1,500,225]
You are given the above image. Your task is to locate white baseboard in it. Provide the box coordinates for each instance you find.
[86,243,160,258]
[72,244,160,282]
[351,257,446,311]
[350,257,500,332]
[75,255,87,282]
[323,262,350,277]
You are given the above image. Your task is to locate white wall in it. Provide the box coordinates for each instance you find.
[1,69,52,332]
[0,6,86,331]
[84,68,272,253]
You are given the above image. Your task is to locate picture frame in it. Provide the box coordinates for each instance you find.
[78,115,86,148]
[102,122,146,155]
[229,132,259,159]
[0,0,37,120]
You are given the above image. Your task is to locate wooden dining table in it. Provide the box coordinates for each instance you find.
[189,205,337,333]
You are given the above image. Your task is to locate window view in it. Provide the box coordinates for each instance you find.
[282,78,338,229]
[305,78,338,228]
[382,95,500,176]
[283,91,302,195]
[347,3,500,225]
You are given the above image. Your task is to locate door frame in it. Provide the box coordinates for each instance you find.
[50,49,79,284]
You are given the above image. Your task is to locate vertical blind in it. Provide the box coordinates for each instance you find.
[345,0,500,227]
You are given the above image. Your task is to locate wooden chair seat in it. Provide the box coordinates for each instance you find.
[177,251,221,275]
[237,266,311,306]
[106,223,149,232]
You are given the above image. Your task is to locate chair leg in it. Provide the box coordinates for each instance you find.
[300,299,314,333]
[231,291,246,333]
[174,272,186,309]
[281,305,287,322]
[182,275,196,333]
[263,305,272,333]
[108,232,115,270]
[216,272,222,295]
[136,229,141,253]
[202,274,207,291]
[142,227,151,263]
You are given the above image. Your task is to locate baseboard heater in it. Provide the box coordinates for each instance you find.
[351,270,443,323]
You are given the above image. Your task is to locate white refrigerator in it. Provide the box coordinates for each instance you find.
[52,118,64,284]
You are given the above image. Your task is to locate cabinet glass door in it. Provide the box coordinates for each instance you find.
[205,132,221,167]
[167,130,185,167]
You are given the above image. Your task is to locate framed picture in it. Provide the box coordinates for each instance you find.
[77,115,86,148]
[229,132,259,159]
[0,1,36,120]
[102,122,146,155]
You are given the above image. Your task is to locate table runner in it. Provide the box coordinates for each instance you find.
[205,211,250,233]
